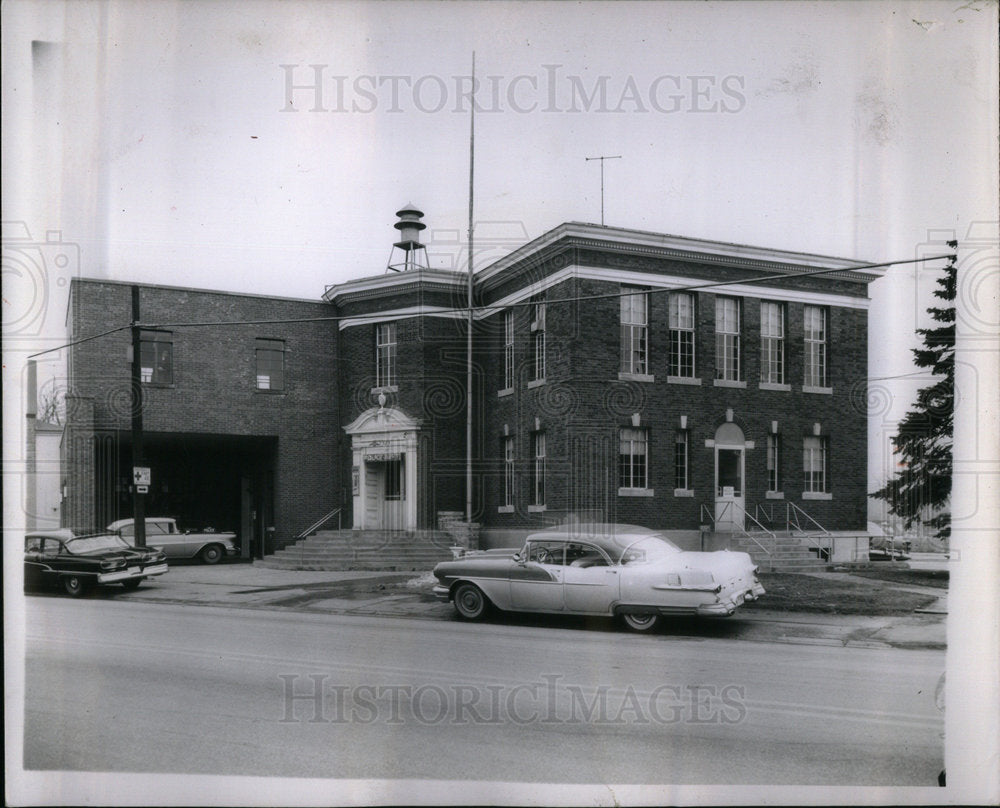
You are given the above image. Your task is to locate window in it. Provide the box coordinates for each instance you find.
[503,310,514,390]
[804,306,827,387]
[668,292,695,377]
[504,436,515,508]
[376,323,397,388]
[384,457,404,501]
[620,288,648,375]
[767,434,781,492]
[139,331,173,384]
[803,436,827,493]
[674,430,689,490]
[531,302,546,382]
[618,427,648,490]
[760,302,785,384]
[715,297,740,381]
[255,338,285,390]
[531,432,546,506]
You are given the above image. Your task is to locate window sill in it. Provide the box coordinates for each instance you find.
[255,389,287,395]
[527,504,547,513]
[802,386,833,395]
[759,382,791,392]
[618,372,655,383]
[765,491,785,500]
[618,488,654,497]
[497,388,514,398]
[713,379,746,388]
[667,376,701,386]
[673,489,694,498]
[141,382,175,389]
[802,492,832,501]
[527,379,546,390]
[371,385,398,395]
[497,505,515,513]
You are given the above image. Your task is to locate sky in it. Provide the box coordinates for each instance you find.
[3,0,998,495]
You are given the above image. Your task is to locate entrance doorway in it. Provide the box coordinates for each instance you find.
[362,457,405,530]
[714,423,745,531]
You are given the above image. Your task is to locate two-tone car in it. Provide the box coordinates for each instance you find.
[107,517,239,564]
[24,529,168,597]
[433,523,765,631]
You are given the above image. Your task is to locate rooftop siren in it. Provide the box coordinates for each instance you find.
[387,203,429,272]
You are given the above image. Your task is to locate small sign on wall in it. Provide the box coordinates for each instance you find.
[352,466,360,496]
[722,486,735,498]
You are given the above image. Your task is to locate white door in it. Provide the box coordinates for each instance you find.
[381,457,405,531]
[364,463,383,529]
[714,423,746,532]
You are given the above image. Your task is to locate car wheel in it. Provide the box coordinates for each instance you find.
[121,579,143,591]
[200,544,224,564]
[622,612,660,632]
[62,575,89,598]
[453,583,489,621]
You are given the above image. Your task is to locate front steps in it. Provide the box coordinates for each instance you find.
[256,529,457,571]
[728,531,833,572]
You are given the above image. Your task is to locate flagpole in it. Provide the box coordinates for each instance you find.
[466,51,475,528]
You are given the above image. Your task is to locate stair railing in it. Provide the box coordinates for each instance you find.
[295,507,343,541]
[701,502,775,568]
[785,502,832,560]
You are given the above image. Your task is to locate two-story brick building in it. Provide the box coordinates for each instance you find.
[62,209,880,558]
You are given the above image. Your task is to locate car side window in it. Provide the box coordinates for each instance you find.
[120,524,135,537]
[568,544,610,568]
[528,541,565,565]
[41,538,62,557]
[25,537,42,553]
[148,522,168,535]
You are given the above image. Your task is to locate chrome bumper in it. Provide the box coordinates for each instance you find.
[98,563,168,583]
[432,584,450,602]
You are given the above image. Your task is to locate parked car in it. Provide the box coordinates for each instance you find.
[868,535,912,561]
[433,523,765,631]
[24,529,168,597]
[106,517,239,564]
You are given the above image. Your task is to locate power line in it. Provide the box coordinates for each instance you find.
[28,251,955,359]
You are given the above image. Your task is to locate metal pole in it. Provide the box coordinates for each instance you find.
[466,51,475,527]
[130,286,147,547]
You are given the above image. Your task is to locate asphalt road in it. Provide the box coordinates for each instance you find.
[23,596,943,787]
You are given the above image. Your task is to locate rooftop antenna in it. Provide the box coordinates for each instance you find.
[584,154,621,226]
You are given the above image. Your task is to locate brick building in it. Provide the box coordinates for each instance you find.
[63,211,880,556]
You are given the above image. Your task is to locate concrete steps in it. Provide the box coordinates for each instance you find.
[256,529,456,571]
[728,532,833,572]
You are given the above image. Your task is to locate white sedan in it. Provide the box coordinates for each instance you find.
[433,524,765,631]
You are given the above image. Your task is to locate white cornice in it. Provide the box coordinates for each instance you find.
[338,305,465,330]
[323,268,467,303]
[475,222,879,287]
[475,265,873,318]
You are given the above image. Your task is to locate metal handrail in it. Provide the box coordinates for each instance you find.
[296,507,343,540]
[701,503,774,562]
[785,502,832,559]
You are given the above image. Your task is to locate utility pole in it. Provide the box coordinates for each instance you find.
[585,154,621,226]
[130,286,147,547]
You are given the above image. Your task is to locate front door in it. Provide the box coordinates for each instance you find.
[364,463,383,529]
[381,457,404,531]
[714,423,746,531]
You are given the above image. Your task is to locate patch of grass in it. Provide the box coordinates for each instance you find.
[743,573,939,615]
[843,567,949,589]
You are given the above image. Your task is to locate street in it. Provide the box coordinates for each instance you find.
[23,596,943,786]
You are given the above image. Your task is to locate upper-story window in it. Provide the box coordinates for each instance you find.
[767,434,781,493]
[255,339,285,390]
[804,306,827,387]
[674,429,689,490]
[376,323,397,388]
[715,297,741,381]
[668,292,695,377]
[620,288,648,375]
[760,302,785,385]
[503,310,514,390]
[140,330,173,384]
[531,302,546,382]
[618,427,649,490]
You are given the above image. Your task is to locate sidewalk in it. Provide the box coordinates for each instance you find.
[116,561,946,650]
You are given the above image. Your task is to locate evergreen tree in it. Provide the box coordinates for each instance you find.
[872,241,957,541]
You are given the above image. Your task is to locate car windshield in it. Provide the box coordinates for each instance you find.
[65,535,132,554]
[618,535,682,565]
